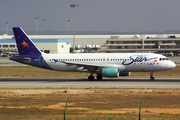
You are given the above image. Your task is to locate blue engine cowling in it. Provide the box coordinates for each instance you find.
[102,67,119,78]
[119,72,131,76]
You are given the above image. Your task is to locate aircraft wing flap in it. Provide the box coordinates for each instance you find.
[62,61,101,68]
[61,61,112,68]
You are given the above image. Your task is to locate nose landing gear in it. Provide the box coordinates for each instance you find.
[150,71,154,80]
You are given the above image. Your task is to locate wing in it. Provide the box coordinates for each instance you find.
[59,61,122,73]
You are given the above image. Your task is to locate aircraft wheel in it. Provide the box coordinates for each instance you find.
[150,71,154,81]
[88,75,94,81]
[150,76,154,80]
[96,74,103,80]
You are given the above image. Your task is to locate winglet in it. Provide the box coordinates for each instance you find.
[12,27,41,56]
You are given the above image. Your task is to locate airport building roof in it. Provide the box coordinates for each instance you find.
[0,39,70,43]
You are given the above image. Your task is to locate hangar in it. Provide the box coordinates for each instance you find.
[0,39,70,56]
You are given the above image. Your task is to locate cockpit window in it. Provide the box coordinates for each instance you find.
[159,58,169,61]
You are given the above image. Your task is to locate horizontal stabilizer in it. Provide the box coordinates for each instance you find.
[10,56,31,62]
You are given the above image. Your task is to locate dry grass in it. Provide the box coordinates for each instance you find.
[0,66,89,77]
[0,88,180,120]
[0,66,180,77]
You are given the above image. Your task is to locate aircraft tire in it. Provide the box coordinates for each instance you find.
[88,75,94,81]
[150,76,154,80]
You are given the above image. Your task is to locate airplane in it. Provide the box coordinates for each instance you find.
[10,27,176,80]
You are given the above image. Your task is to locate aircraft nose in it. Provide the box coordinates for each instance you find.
[169,61,176,69]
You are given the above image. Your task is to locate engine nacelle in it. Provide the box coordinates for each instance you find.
[119,72,131,76]
[102,67,119,78]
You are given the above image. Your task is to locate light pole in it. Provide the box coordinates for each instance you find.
[6,22,8,35]
[34,17,39,35]
[68,20,70,35]
[70,4,79,51]
[43,19,46,35]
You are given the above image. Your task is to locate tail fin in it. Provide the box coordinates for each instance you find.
[13,27,41,56]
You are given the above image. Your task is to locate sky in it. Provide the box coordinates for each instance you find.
[1,0,180,33]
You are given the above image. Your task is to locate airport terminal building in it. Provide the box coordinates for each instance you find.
[0,34,180,56]
[99,34,180,56]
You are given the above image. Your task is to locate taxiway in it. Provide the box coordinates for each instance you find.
[0,76,180,88]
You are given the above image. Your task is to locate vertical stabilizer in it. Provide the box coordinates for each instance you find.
[13,27,41,56]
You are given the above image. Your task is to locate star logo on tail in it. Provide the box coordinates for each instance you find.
[21,41,29,48]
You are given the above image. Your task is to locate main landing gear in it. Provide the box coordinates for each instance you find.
[150,71,154,80]
[88,75,94,81]
[96,74,103,80]
[88,74,103,80]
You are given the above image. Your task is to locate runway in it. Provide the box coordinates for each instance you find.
[0,76,180,88]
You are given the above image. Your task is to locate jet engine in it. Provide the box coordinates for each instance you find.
[119,72,131,76]
[102,67,119,78]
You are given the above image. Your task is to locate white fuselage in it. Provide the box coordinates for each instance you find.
[41,53,176,72]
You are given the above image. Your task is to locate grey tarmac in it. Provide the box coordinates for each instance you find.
[0,76,180,88]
